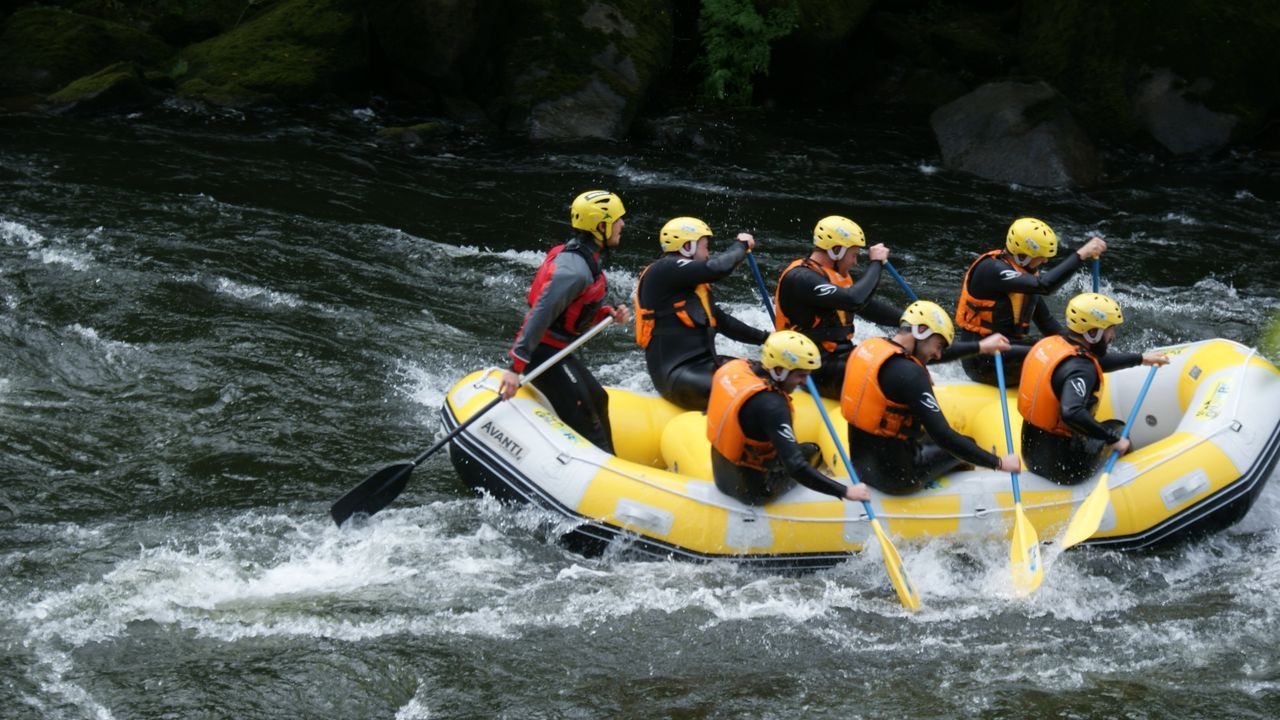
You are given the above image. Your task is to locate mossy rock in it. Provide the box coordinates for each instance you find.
[176,0,366,106]
[0,6,172,94]
[46,60,155,114]
[1020,0,1280,144]
[498,0,674,140]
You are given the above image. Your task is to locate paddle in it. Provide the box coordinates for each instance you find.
[1060,364,1160,549]
[747,252,920,610]
[329,315,616,526]
[1091,259,1101,292]
[884,260,919,302]
[995,352,1042,594]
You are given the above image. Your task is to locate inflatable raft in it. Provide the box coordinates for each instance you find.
[443,339,1280,569]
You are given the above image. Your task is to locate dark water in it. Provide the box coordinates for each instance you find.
[2,106,1279,719]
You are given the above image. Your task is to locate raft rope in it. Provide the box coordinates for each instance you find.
[462,351,1261,526]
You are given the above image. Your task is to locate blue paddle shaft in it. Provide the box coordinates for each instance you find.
[994,352,1022,504]
[1091,259,1101,293]
[884,261,919,302]
[1101,364,1160,475]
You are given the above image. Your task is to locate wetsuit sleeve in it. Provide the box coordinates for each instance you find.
[970,252,1084,296]
[881,358,1002,468]
[713,305,769,345]
[784,263,888,313]
[508,253,589,373]
[1053,357,1121,442]
[742,392,851,499]
[1029,297,1066,336]
[858,295,903,326]
[665,242,749,284]
[938,340,1031,364]
[1099,351,1143,373]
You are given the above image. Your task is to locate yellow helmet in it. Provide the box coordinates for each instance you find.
[1065,292,1124,335]
[900,300,955,346]
[1005,217,1058,260]
[571,190,625,242]
[813,215,866,252]
[659,216,712,253]
[761,330,821,373]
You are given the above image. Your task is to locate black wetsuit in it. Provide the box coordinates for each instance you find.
[637,242,768,410]
[775,259,901,398]
[1022,347,1144,485]
[848,340,1002,495]
[712,381,849,505]
[958,251,1085,385]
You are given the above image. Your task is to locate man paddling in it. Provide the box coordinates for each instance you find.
[634,216,769,410]
[499,190,630,453]
[954,217,1107,386]
[707,331,870,505]
[841,301,1020,495]
[773,215,902,398]
[1018,293,1168,484]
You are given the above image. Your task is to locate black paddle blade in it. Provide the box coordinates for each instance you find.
[330,462,415,527]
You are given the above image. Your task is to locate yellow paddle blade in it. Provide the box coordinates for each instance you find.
[1061,472,1112,550]
[1011,503,1043,594]
[870,518,920,611]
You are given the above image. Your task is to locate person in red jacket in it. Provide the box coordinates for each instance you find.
[499,190,630,452]
[1019,293,1168,484]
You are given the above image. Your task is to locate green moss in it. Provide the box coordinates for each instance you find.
[47,61,135,102]
[176,0,364,105]
[0,6,172,93]
[1262,311,1280,362]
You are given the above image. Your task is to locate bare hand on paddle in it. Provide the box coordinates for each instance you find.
[736,232,755,250]
[867,243,889,263]
[1076,236,1107,260]
[996,453,1021,473]
[978,333,1011,355]
[1142,351,1170,366]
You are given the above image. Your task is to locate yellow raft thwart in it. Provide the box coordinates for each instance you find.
[443,339,1280,569]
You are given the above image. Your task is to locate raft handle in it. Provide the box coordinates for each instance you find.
[1231,421,1243,432]
[556,452,571,465]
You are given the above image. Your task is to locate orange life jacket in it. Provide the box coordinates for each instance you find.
[633,258,717,349]
[839,337,929,440]
[706,359,793,471]
[1018,334,1106,436]
[954,250,1035,337]
[773,257,853,352]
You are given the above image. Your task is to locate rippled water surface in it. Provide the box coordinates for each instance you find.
[2,108,1279,718]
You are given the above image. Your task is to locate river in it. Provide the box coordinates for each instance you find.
[2,106,1278,718]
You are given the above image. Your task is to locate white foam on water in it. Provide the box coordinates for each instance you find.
[213,276,303,308]
[1,218,47,247]
[394,689,433,720]
[1162,212,1202,225]
[66,324,138,364]
[37,246,93,271]
[917,162,938,175]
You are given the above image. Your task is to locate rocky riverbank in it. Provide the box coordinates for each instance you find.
[2,0,1277,188]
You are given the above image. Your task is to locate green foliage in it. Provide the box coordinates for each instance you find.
[697,0,797,106]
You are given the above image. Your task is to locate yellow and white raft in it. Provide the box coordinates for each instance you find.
[443,339,1280,569]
